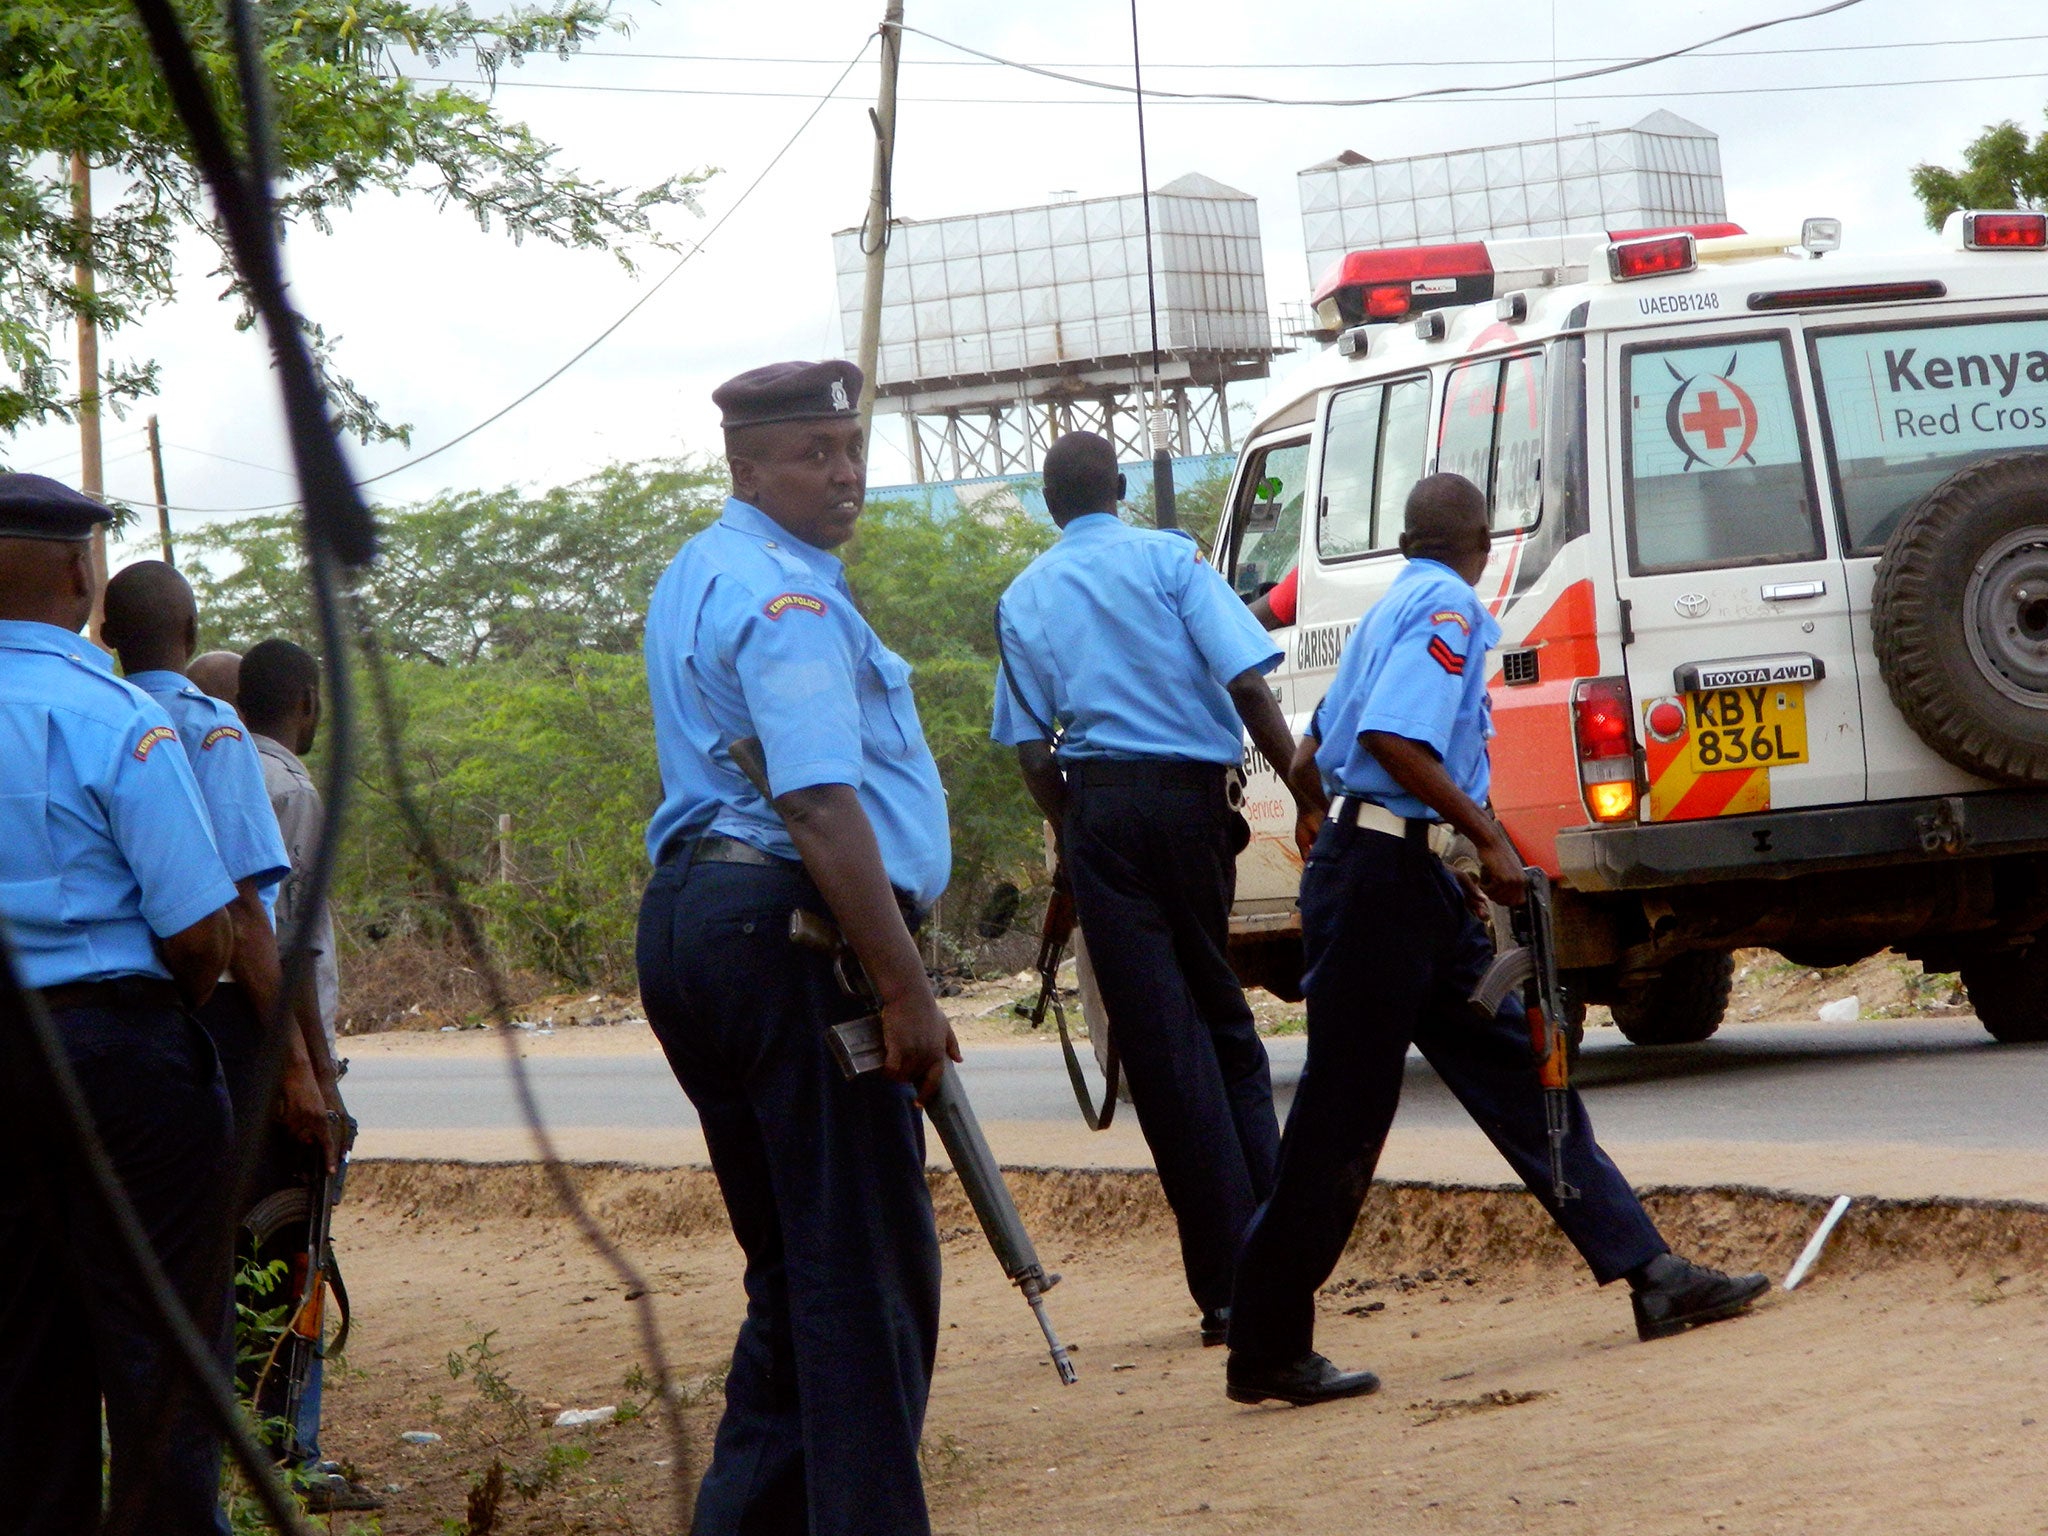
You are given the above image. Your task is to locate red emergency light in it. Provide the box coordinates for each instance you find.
[1608,233,1696,282]
[1963,211,2048,250]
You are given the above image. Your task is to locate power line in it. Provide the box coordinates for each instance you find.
[899,0,1876,107]
[161,439,300,478]
[387,64,2048,107]
[159,35,878,517]
[561,29,2048,71]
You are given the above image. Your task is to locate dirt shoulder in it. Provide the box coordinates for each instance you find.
[320,1162,2045,1535]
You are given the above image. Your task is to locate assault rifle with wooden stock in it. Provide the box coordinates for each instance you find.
[1469,866,1579,1204]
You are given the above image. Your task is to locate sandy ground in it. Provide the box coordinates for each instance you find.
[314,1161,2048,1536]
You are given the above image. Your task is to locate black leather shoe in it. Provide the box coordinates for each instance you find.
[1200,1308,1230,1347]
[1225,1350,1380,1406]
[1630,1254,1771,1341]
[303,1475,386,1514]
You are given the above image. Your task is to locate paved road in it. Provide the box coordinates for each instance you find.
[343,1016,2048,1152]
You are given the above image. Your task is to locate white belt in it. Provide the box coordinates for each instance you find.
[1329,795,1459,858]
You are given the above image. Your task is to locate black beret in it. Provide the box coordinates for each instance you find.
[0,473,111,542]
[714,359,863,430]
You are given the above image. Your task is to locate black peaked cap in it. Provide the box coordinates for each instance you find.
[714,359,863,430]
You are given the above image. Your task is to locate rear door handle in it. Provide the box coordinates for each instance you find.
[1761,580,1827,601]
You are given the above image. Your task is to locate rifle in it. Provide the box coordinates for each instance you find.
[729,737,1078,1384]
[243,1145,353,1462]
[989,601,1120,1131]
[1469,866,1579,1204]
[1014,865,1120,1131]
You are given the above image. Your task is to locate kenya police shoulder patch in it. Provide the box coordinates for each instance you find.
[1429,609,1472,633]
[201,724,243,750]
[763,592,828,620]
[134,725,176,762]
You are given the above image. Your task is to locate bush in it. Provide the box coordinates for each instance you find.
[189,464,1057,1003]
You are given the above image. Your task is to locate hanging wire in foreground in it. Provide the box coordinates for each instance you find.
[897,0,1873,106]
[115,0,709,1523]
[150,33,876,520]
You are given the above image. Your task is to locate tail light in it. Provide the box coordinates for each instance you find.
[1963,212,2048,250]
[1572,676,1639,823]
[1607,233,1696,282]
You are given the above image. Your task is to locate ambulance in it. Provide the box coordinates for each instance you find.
[1203,213,2048,1046]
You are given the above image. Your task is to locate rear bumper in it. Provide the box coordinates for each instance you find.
[1556,790,2048,892]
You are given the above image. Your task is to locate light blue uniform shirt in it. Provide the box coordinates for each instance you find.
[1313,559,1500,821]
[990,513,1282,762]
[0,621,238,989]
[643,498,952,908]
[127,670,291,920]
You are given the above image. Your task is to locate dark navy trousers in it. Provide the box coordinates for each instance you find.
[637,858,941,1536]
[1064,761,1280,1315]
[1229,821,1667,1362]
[0,997,235,1536]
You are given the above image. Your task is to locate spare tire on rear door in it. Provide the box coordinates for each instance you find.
[1873,452,2048,783]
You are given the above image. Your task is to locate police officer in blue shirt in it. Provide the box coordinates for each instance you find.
[0,475,241,1535]
[1225,474,1768,1408]
[992,430,1310,1345]
[636,360,954,1536]
[101,559,345,1169]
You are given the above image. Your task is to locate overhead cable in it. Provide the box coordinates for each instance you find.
[897,0,1874,106]
[562,29,2047,70]
[154,34,876,517]
[383,62,2044,107]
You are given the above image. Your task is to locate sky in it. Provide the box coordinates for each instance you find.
[14,0,2048,557]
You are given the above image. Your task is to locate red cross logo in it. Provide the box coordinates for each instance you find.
[1681,391,1745,449]
[1664,369,1759,469]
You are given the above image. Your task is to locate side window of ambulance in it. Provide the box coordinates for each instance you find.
[1437,355,1545,533]
[1317,374,1430,560]
[1622,334,1823,574]
[1317,385,1383,560]
[1226,440,1310,600]
[1376,376,1432,543]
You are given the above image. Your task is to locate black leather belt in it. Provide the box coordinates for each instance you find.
[1067,759,1229,791]
[685,834,798,871]
[38,976,183,1013]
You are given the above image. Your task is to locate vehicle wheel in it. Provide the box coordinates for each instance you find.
[1609,952,1733,1045]
[1961,944,2048,1043]
[1873,452,2048,784]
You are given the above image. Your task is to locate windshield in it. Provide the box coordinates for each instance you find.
[1811,315,2048,554]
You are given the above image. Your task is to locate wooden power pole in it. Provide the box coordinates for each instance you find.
[145,415,174,566]
[71,151,109,636]
[854,0,903,448]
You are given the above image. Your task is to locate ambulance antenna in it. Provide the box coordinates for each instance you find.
[1550,0,1567,267]
[1130,0,1177,529]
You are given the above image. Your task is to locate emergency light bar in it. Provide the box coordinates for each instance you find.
[1963,211,2048,250]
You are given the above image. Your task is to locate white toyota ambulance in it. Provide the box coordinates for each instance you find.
[1206,213,2048,1046]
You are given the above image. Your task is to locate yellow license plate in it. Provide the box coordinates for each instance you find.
[1684,684,1808,772]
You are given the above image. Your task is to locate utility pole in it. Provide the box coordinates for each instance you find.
[1129,0,1176,530]
[855,0,903,450]
[71,151,109,637]
[145,415,174,566]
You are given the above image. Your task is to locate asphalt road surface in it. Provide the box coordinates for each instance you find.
[343,1016,2048,1152]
